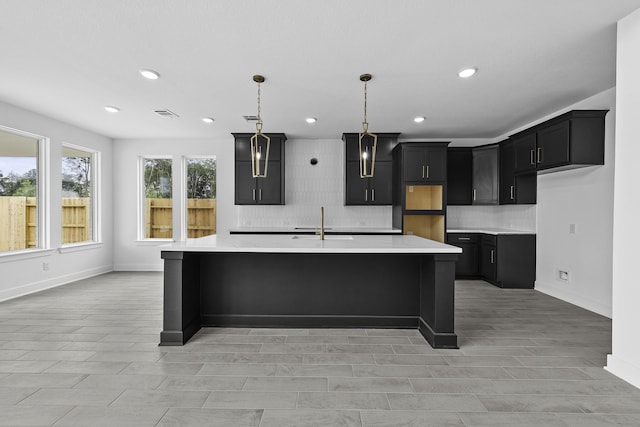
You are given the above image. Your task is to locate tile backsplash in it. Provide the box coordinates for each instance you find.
[447,205,537,231]
[235,139,392,228]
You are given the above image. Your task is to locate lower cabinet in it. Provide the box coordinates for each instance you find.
[447,232,536,288]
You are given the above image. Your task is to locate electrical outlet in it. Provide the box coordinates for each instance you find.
[558,269,569,282]
[42,262,49,271]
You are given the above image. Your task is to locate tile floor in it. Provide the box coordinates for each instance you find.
[0,272,639,426]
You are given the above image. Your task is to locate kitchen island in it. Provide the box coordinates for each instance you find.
[160,234,461,349]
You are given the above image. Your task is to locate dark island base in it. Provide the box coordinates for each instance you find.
[160,251,459,349]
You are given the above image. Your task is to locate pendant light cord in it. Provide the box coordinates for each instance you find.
[362,79,368,132]
[256,81,262,133]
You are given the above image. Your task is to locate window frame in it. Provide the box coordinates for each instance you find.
[137,155,174,242]
[181,155,217,240]
[60,142,101,249]
[0,124,50,260]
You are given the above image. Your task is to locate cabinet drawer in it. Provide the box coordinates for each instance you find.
[480,234,497,246]
[447,233,478,244]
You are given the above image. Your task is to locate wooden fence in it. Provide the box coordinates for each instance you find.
[145,198,216,239]
[1,197,216,250]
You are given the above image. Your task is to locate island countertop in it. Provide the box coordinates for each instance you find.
[161,234,462,254]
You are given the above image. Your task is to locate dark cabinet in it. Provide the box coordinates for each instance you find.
[343,133,398,206]
[472,145,499,205]
[447,148,473,205]
[446,233,478,276]
[233,133,286,205]
[402,145,447,182]
[345,161,392,205]
[500,140,537,205]
[479,235,497,282]
[510,110,608,174]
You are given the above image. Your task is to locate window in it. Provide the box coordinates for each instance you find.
[185,157,216,238]
[141,157,172,239]
[62,144,99,245]
[0,126,48,254]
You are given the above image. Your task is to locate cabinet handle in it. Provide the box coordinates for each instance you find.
[473,189,477,201]
[530,149,535,165]
[364,189,368,201]
[259,188,262,201]
[371,188,375,201]
[490,249,495,264]
[252,188,256,201]
[426,165,429,179]
[458,237,471,241]
[537,147,542,164]
[422,165,426,179]
[510,185,515,200]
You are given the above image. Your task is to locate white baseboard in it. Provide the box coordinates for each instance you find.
[535,280,612,318]
[606,354,640,389]
[113,264,163,272]
[0,265,113,302]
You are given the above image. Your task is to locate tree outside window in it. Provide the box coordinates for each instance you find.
[143,158,173,239]
[186,158,216,238]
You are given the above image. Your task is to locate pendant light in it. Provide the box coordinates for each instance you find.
[358,73,377,178]
[250,74,270,178]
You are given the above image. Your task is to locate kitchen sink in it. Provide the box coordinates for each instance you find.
[291,235,353,240]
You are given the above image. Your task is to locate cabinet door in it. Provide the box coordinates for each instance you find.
[447,148,473,205]
[480,242,497,282]
[424,148,447,181]
[456,243,478,276]
[472,145,499,205]
[256,161,282,204]
[513,133,537,173]
[345,161,369,205]
[235,161,257,204]
[537,121,570,170]
[402,146,427,181]
[369,161,392,205]
[500,142,516,204]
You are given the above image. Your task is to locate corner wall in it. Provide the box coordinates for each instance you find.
[606,7,640,389]
[0,101,114,301]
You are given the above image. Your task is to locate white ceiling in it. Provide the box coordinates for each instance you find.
[1,0,639,141]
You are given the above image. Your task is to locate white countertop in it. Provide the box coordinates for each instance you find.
[229,227,402,234]
[161,234,461,254]
[447,227,535,235]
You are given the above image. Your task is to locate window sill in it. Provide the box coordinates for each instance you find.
[135,239,175,246]
[0,248,55,263]
[58,242,104,254]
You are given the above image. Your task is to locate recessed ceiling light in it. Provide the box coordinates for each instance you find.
[104,106,120,113]
[413,116,426,123]
[458,67,478,78]
[139,69,160,80]
[201,117,214,124]
[305,117,317,124]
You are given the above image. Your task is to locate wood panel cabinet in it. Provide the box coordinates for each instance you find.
[511,110,608,174]
[500,140,536,205]
[472,144,499,205]
[447,148,473,205]
[343,133,398,206]
[233,133,286,205]
[392,142,449,242]
[446,233,478,276]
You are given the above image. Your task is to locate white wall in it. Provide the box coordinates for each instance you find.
[606,8,640,389]
[0,101,113,300]
[112,137,235,271]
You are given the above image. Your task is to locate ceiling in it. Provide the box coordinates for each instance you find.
[1,0,640,142]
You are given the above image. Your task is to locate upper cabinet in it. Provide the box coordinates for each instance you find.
[401,144,447,182]
[447,148,473,205]
[500,140,536,205]
[233,133,287,205]
[511,110,608,174]
[343,133,399,205]
[472,144,499,205]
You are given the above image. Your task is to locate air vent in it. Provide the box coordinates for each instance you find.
[242,115,259,122]
[153,109,180,119]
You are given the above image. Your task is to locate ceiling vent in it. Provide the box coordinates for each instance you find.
[242,115,260,122]
[153,109,180,118]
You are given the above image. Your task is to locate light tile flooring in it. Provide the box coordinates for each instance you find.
[1,272,639,426]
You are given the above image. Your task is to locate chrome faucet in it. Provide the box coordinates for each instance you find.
[317,206,325,240]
